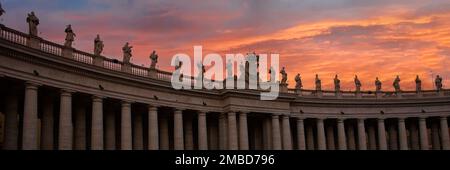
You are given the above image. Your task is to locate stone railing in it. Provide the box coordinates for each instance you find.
[287,88,449,99]
[0,25,448,99]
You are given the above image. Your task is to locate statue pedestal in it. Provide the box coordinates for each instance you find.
[355,91,362,98]
[93,56,104,67]
[295,89,302,96]
[280,83,288,93]
[395,91,402,98]
[148,68,157,78]
[416,91,423,97]
[438,91,444,97]
[335,91,342,98]
[376,91,382,99]
[122,63,131,73]
[316,90,323,98]
[27,36,41,49]
[62,47,73,58]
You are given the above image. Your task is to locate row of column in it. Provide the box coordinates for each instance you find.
[1,82,217,150]
[2,82,450,150]
[294,117,450,150]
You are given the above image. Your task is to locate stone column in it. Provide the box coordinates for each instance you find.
[148,105,159,150]
[22,82,40,150]
[227,111,238,150]
[410,121,420,150]
[316,118,326,150]
[174,109,184,150]
[105,106,116,150]
[398,118,408,150]
[198,111,208,150]
[326,125,335,150]
[41,94,54,150]
[4,90,19,150]
[133,112,144,150]
[347,123,356,150]
[218,113,228,150]
[357,118,367,150]
[271,114,282,150]
[121,101,132,150]
[239,112,249,150]
[367,123,377,150]
[91,95,104,150]
[440,117,450,150]
[419,117,429,150]
[431,121,441,150]
[377,118,387,150]
[337,118,347,150]
[59,90,73,150]
[306,124,315,150]
[282,115,292,150]
[74,100,86,150]
[388,123,398,150]
[296,118,306,150]
[159,114,169,150]
[184,114,194,150]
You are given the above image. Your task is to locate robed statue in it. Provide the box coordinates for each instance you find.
[280,67,287,84]
[149,50,158,69]
[295,73,302,90]
[435,75,443,91]
[375,77,382,92]
[122,42,133,64]
[334,75,341,92]
[94,34,104,56]
[415,75,421,92]
[393,75,401,92]
[64,25,76,47]
[27,11,39,36]
[354,75,362,92]
[315,74,322,91]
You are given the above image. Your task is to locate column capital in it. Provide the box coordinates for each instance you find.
[174,108,186,112]
[296,117,305,121]
[272,114,280,119]
[337,118,346,122]
[121,100,134,105]
[377,117,385,121]
[398,117,406,122]
[92,95,104,101]
[440,116,448,120]
[148,105,158,111]
[272,113,281,116]
[239,111,250,114]
[198,110,207,116]
[61,89,75,96]
[419,117,427,121]
[25,81,42,89]
[282,115,290,119]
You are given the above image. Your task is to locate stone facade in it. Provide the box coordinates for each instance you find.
[0,24,449,150]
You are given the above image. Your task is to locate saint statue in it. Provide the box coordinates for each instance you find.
[375,77,382,92]
[0,2,5,17]
[334,75,341,92]
[26,11,39,36]
[315,74,321,91]
[149,50,158,69]
[64,25,76,47]
[122,42,133,64]
[295,73,302,90]
[393,75,401,92]
[415,75,421,92]
[280,67,287,84]
[94,34,104,56]
[435,75,443,91]
[354,75,362,92]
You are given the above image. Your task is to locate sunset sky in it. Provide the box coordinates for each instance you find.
[2,0,450,91]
